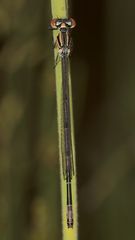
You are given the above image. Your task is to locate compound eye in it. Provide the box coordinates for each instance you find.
[50,19,58,29]
[70,18,76,28]
[55,19,62,27]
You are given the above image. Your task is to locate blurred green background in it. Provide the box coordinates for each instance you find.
[0,0,135,239]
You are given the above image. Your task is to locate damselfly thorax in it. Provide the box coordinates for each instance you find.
[56,31,71,57]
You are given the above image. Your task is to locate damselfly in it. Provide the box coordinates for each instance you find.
[50,18,76,228]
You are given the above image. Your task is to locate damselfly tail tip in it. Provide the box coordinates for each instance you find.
[67,205,74,228]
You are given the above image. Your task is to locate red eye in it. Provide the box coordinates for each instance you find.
[50,19,58,29]
[70,18,76,28]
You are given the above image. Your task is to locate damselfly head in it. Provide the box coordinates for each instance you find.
[50,18,76,30]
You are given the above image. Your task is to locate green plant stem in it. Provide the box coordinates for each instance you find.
[50,0,78,239]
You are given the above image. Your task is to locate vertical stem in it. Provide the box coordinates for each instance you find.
[50,0,78,239]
